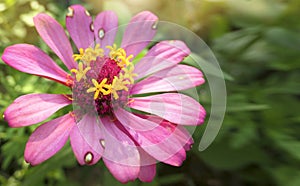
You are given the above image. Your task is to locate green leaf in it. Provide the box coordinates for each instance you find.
[199,140,270,170]
[264,27,300,50]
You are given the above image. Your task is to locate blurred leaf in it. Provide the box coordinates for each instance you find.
[199,140,270,170]
[227,104,270,112]
[268,130,300,160]
[158,173,185,185]
[23,145,75,186]
[264,27,300,50]
[269,166,300,186]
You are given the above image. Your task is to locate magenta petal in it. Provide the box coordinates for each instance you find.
[163,148,186,166]
[24,113,75,165]
[138,164,156,182]
[178,126,194,151]
[100,117,140,166]
[101,116,140,183]
[128,93,206,125]
[2,44,69,86]
[94,11,118,55]
[131,65,204,94]
[121,11,158,57]
[76,114,104,155]
[115,108,189,164]
[4,94,71,127]
[134,40,190,79]
[138,149,156,182]
[147,116,194,151]
[34,13,77,70]
[66,5,94,50]
[103,159,140,183]
[70,125,102,165]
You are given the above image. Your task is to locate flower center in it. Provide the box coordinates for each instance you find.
[71,44,137,118]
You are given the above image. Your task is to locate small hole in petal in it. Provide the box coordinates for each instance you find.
[85,10,91,16]
[152,20,159,30]
[66,7,74,17]
[98,29,105,39]
[84,152,93,164]
[100,139,105,148]
[90,22,94,32]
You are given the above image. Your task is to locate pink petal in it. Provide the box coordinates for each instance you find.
[24,113,75,165]
[101,117,140,183]
[114,108,189,165]
[76,114,104,155]
[34,13,77,70]
[147,116,194,151]
[100,117,140,166]
[137,115,192,166]
[94,11,118,55]
[163,148,186,166]
[128,93,206,125]
[4,94,71,127]
[66,5,94,50]
[2,44,70,86]
[70,125,102,165]
[138,164,156,182]
[131,64,204,94]
[179,126,194,151]
[144,119,190,166]
[134,40,190,79]
[138,149,156,182]
[103,159,140,183]
[121,11,158,57]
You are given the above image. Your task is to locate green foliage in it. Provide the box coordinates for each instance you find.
[0,0,299,185]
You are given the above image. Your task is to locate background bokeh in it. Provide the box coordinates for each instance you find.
[0,0,299,185]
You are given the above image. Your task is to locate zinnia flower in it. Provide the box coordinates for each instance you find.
[2,5,206,183]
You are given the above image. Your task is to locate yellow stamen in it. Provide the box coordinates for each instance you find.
[106,44,118,59]
[127,99,135,105]
[117,54,133,68]
[87,78,111,100]
[72,44,104,65]
[63,94,74,101]
[72,48,84,61]
[106,44,134,68]
[111,74,130,99]
[71,62,91,82]
[122,63,137,84]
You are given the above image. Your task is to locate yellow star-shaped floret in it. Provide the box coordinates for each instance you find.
[111,74,130,99]
[123,63,138,84]
[86,78,111,100]
[71,62,91,82]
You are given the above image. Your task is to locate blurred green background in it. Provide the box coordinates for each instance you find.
[0,0,299,185]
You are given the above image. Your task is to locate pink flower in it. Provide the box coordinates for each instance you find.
[2,5,205,183]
